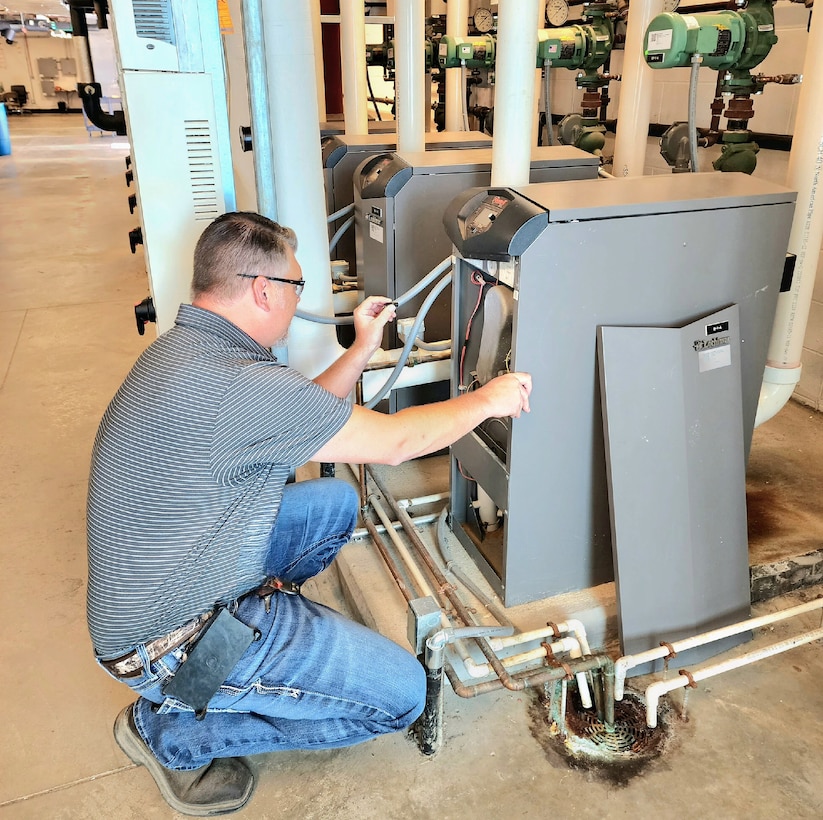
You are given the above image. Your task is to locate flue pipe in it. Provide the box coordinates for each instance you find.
[395,0,426,153]
[262,0,343,376]
[757,4,823,425]
[611,0,665,177]
[491,0,541,187]
[341,0,370,135]
[444,0,469,132]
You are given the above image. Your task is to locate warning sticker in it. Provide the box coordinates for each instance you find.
[370,222,384,244]
[698,344,731,373]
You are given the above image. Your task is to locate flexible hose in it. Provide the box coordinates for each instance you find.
[543,59,555,146]
[327,202,355,223]
[329,215,354,254]
[364,271,453,408]
[296,256,454,326]
[688,54,702,173]
[409,336,452,352]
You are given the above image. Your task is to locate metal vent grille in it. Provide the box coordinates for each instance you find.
[133,0,175,44]
[185,120,221,221]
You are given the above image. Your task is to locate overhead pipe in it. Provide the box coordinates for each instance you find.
[340,0,370,135]
[612,0,665,177]
[645,627,823,729]
[491,0,541,187]
[757,4,823,425]
[262,1,343,376]
[242,0,277,220]
[444,0,469,132]
[615,595,823,699]
[395,0,426,153]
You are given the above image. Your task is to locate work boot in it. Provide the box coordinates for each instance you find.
[114,703,255,816]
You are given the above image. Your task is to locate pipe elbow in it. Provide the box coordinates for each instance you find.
[644,681,667,728]
[614,656,631,700]
[755,364,801,428]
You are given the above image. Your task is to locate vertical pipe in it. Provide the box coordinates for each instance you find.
[340,0,370,135]
[534,0,547,145]
[759,5,823,418]
[445,0,468,132]
[69,5,94,84]
[611,0,664,178]
[395,0,425,153]
[491,0,540,187]
[262,1,343,376]
[310,0,327,124]
[242,0,277,220]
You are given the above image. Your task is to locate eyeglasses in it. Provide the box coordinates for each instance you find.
[237,273,305,297]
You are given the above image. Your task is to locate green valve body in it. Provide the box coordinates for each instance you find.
[438,34,496,69]
[537,14,613,71]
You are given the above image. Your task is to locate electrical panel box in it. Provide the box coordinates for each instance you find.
[444,173,796,606]
[109,0,236,333]
[353,145,599,411]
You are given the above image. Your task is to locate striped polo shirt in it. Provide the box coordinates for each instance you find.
[86,304,352,659]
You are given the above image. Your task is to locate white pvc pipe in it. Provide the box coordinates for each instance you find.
[445,0,468,132]
[491,0,541,187]
[262,1,343,377]
[341,0,370,135]
[464,636,579,677]
[310,0,327,123]
[395,0,426,153]
[615,596,823,700]
[757,4,823,425]
[397,492,449,509]
[351,511,439,540]
[611,0,665,178]
[360,357,451,402]
[644,627,823,728]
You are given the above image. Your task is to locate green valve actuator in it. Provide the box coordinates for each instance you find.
[644,2,776,72]
[536,18,613,71]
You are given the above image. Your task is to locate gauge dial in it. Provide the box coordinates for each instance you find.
[546,0,569,27]
[473,7,495,33]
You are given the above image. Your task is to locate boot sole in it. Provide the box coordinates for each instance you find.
[114,705,254,817]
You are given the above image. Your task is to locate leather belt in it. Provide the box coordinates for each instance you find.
[99,611,213,679]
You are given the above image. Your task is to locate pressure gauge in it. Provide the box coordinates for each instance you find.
[473,7,494,33]
[663,0,681,10]
[546,0,570,27]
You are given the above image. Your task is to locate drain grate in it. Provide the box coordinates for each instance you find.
[564,696,666,759]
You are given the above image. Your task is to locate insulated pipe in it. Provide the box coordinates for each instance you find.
[757,4,823,425]
[242,0,277,220]
[612,0,665,177]
[491,0,541,187]
[615,595,823,700]
[340,0,370,135]
[310,0,326,122]
[262,1,343,377]
[534,0,548,145]
[395,0,426,153]
[644,627,823,729]
[445,0,469,132]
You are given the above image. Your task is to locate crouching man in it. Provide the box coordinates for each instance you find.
[86,212,532,815]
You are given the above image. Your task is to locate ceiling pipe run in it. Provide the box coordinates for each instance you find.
[262,0,343,376]
[611,0,664,177]
[395,0,426,153]
[340,0,370,135]
[757,4,823,425]
[491,0,541,187]
[444,0,468,132]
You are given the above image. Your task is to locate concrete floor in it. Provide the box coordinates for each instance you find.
[1,115,822,819]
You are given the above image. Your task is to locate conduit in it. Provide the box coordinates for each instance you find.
[644,627,823,728]
[615,595,823,699]
[757,3,823,425]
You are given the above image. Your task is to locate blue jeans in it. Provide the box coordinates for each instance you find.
[104,478,426,770]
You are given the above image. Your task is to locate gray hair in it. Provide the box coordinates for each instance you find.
[191,212,298,302]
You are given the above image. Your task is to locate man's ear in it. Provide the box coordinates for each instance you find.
[250,276,271,311]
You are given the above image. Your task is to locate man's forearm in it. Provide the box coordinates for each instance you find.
[313,341,373,398]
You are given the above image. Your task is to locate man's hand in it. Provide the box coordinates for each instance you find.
[476,372,532,419]
[352,296,397,356]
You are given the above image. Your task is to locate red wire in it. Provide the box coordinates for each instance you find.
[459,271,488,387]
